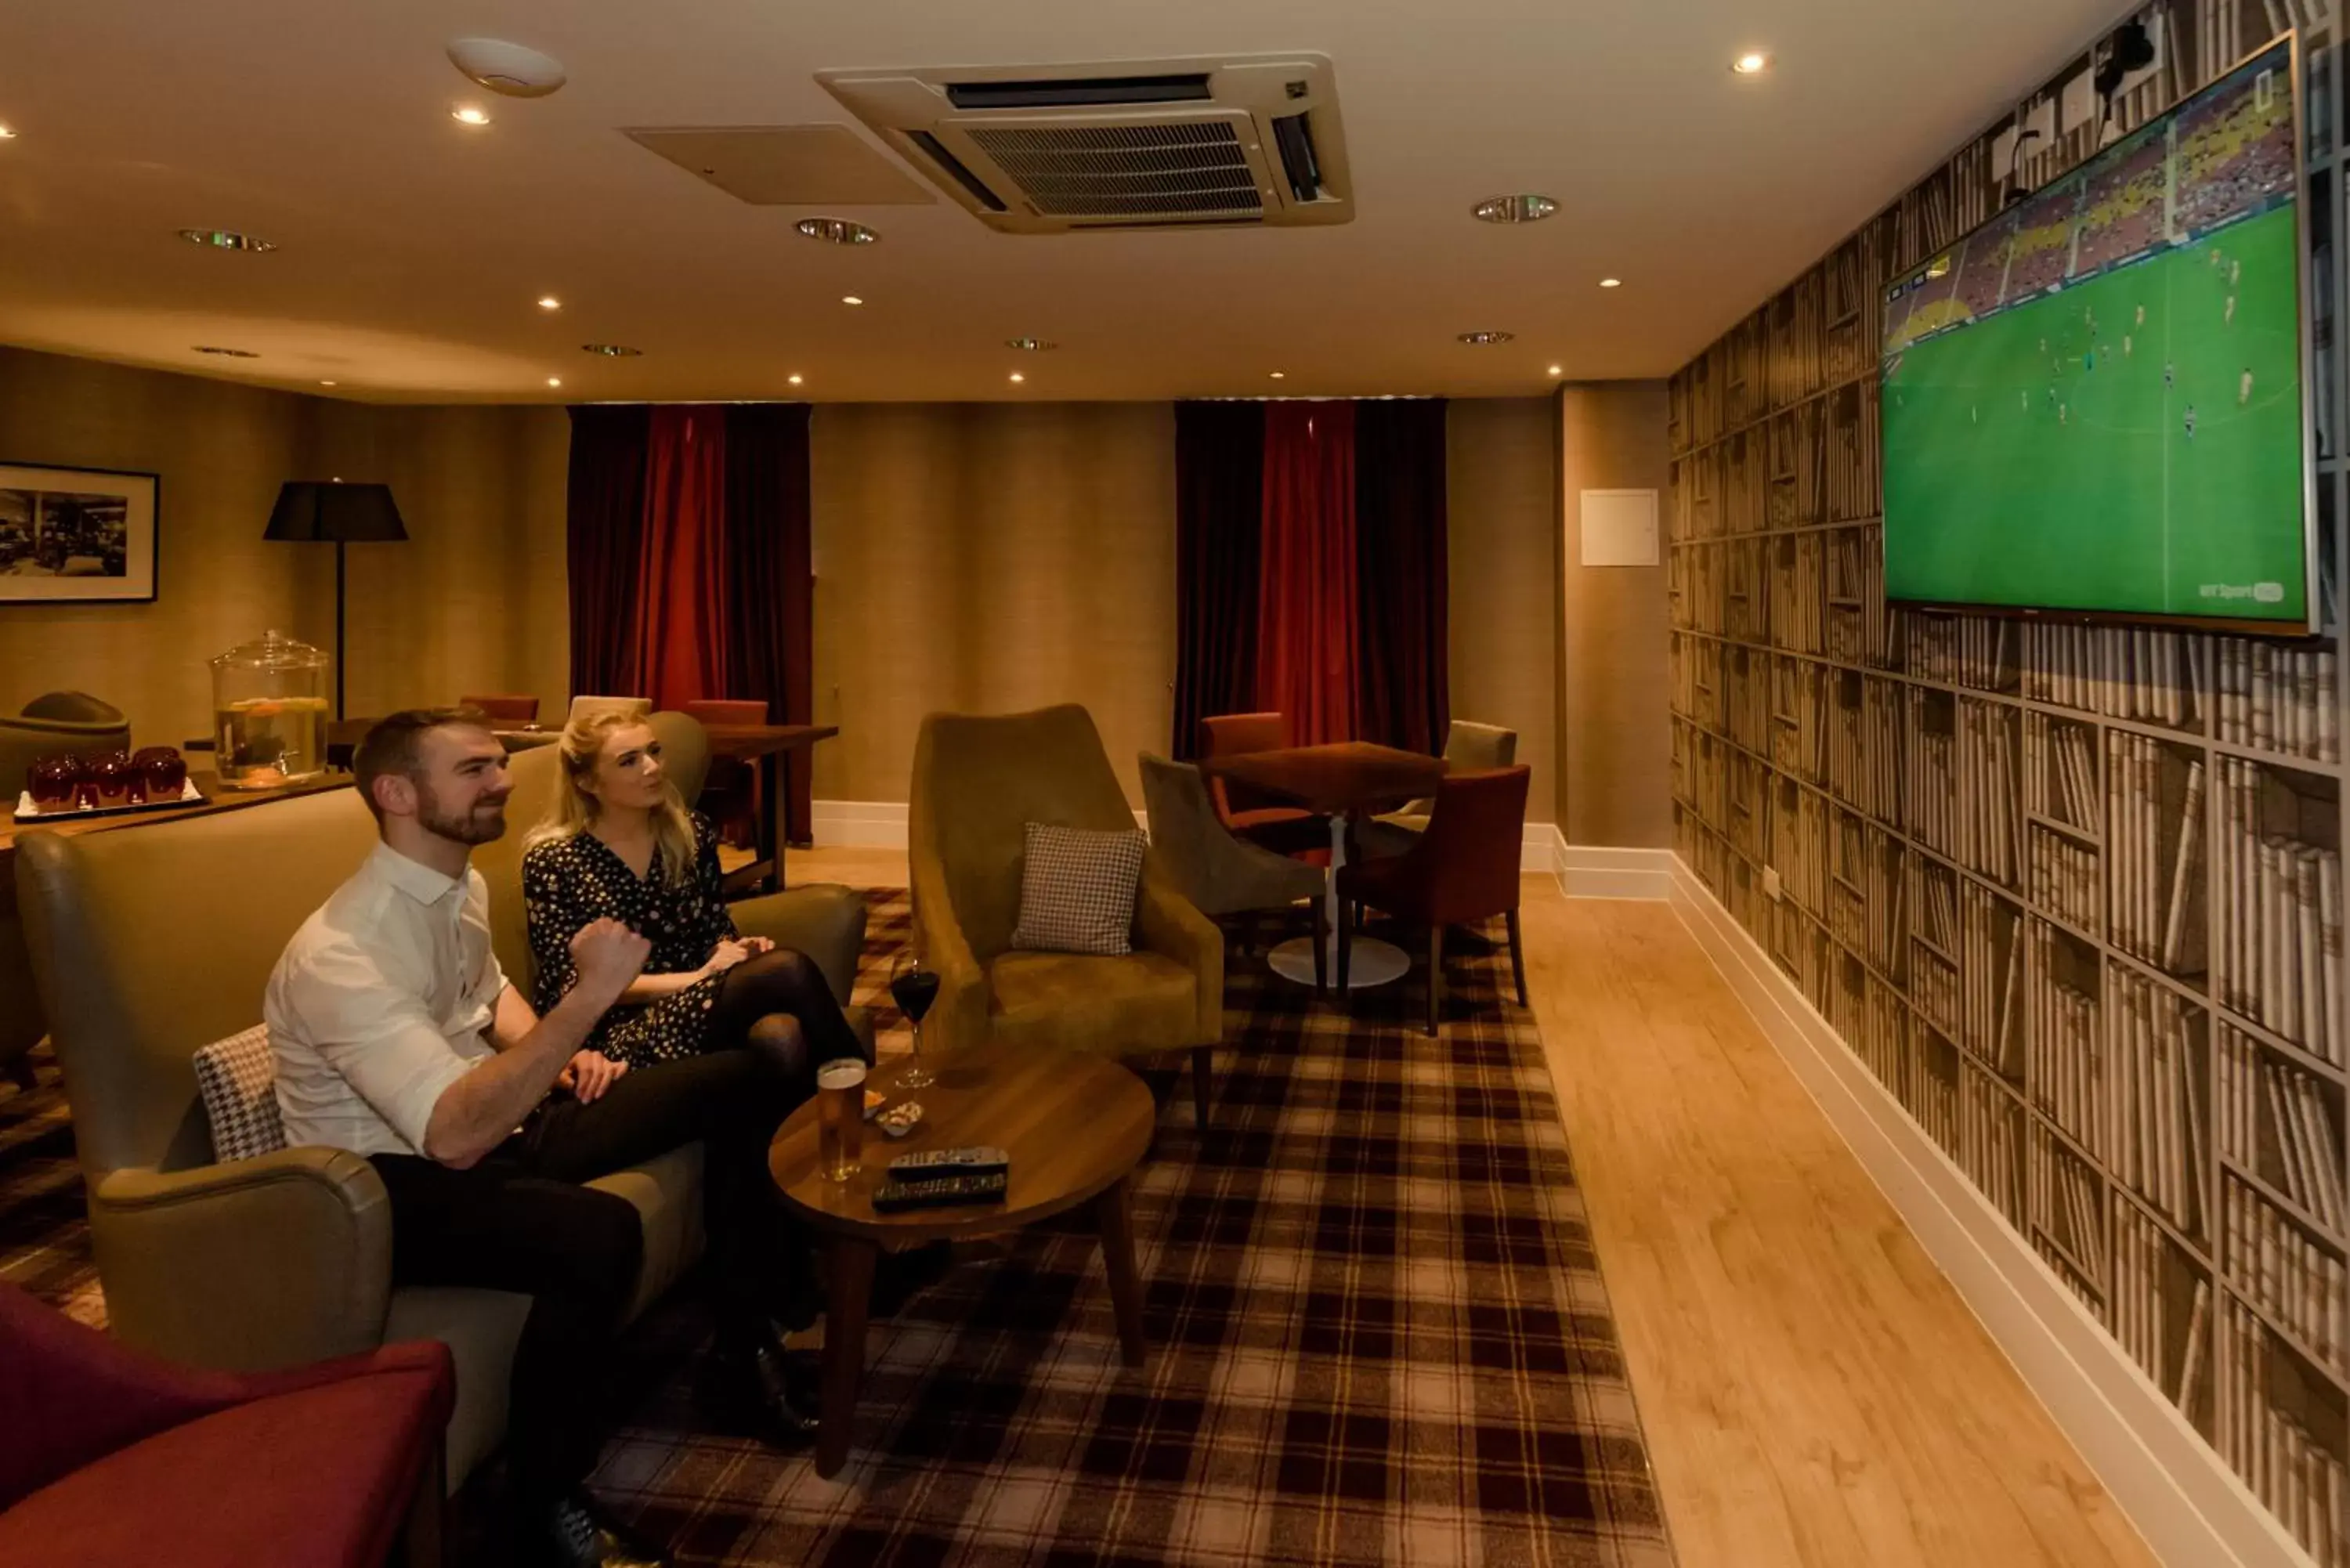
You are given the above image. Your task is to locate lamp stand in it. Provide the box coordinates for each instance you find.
[334,539,347,721]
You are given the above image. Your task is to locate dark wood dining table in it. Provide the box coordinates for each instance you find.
[699,724,839,894]
[1201,742,1447,988]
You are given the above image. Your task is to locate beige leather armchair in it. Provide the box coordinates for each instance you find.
[0,701,132,1089]
[14,711,871,1491]
[909,705,1224,1124]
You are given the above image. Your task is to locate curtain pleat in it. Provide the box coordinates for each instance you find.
[1354,399,1451,753]
[1172,402,1266,758]
[1255,401,1360,746]
[724,403,816,842]
[634,405,732,713]
[563,405,652,699]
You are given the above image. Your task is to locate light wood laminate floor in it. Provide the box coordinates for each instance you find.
[791,846,2157,1568]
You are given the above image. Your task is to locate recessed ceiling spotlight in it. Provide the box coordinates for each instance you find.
[452,105,492,126]
[841,294,864,306]
[447,38,568,98]
[537,295,562,311]
[1472,194,1558,224]
[580,343,642,356]
[1600,277,1622,288]
[319,379,338,387]
[0,126,16,141]
[1547,364,1563,376]
[1732,52,1771,75]
[547,377,562,388]
[797,217,879,246]
[788,374,804,385]
[179,227,276,253]
[1008,372,1025,383]
[1005,337,1057,352]
[1269,371,1286,380]
[1457,331,1515,345]
[193,345,259,358]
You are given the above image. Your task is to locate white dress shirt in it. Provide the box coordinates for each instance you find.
[266,840,508,1158]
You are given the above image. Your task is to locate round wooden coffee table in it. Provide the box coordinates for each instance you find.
[768,1042,1156,1477]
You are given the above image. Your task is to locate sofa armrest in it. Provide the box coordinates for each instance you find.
[728,883,868,1006]
[909,847,989,1056]
[1137,863,1225,1046]
[89,1146,394,1374]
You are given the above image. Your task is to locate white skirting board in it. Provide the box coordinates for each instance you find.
[814,799,1567,873]
[1665,858,2313,1568]
[1549,832,1674,899]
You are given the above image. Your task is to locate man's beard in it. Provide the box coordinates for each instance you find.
[416,781,508,846]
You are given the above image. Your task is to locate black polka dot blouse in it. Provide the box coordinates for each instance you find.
[522,812,736,1068]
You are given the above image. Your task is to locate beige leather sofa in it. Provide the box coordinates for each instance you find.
[13,711,869,1490]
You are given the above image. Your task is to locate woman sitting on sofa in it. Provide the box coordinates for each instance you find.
[522,710,870,1089]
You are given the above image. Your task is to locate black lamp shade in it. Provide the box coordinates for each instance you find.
[264,481,408,543]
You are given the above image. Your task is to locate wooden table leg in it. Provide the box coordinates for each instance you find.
[1094,1176,1148,1369]
[816,1235,878,1478]
[760,752,786,892]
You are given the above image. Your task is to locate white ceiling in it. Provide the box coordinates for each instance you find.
[0,0,2119,404]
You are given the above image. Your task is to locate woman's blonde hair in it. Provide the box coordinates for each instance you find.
[528,709,699,886]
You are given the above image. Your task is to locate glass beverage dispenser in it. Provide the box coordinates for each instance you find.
[210,630,329,789]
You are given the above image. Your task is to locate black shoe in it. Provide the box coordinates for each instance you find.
[702,1328,821,1447]
[522,1489,671,1568]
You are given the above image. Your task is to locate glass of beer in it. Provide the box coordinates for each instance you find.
[816,1059,867,1183]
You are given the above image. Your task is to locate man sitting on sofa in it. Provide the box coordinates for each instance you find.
[265,709,815,1568]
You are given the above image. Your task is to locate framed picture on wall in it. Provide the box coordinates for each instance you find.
[0,463,159,604]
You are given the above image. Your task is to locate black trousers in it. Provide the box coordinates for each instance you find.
[370,1049,801,1509]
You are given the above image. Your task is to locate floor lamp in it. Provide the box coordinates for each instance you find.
[264,481,407,719]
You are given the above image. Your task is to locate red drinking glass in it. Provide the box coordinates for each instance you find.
[89,751,132,807]
[134,746,186,803]
[27,754,80,810]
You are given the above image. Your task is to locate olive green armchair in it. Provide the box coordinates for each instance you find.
[909,705,1225,1125]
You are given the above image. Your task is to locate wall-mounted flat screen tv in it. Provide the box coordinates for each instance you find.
[1882,37,2314,633]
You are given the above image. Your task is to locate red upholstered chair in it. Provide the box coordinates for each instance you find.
[457,692,540,724]
[1200,712,1325,855]
[1336,764,1531,1035]
[0,1281,455,1567]
[684,698,768,848]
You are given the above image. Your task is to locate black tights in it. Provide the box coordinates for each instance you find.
[707,947,870,1088]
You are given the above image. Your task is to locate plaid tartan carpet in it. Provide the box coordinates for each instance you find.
[0,888,1673,1567]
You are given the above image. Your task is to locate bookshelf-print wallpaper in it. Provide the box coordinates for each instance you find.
[1668,4,2350,1560]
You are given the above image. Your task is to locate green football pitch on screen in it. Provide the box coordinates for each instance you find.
[1882,202,2308,624]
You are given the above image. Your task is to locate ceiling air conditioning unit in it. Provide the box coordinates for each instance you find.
[816,54,1351,233]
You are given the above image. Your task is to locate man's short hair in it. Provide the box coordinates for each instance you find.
[353,707,493,821]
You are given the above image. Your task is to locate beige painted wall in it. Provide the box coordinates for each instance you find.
[0,348,308,746]
[1557,381,1672,847]
[301,400,571,721]
[0,347,569,748]
[1448,398,1559,825]
[808,402,1180,805]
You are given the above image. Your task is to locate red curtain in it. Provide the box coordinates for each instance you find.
[632,406,732,713]
[1173,402,1266,759]
[1254,401,1360,746]
[1354,398,1450,753]
[564,406,651,698]
[723,403,816,842]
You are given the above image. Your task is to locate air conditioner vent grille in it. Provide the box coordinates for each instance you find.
[967,121,1262,217]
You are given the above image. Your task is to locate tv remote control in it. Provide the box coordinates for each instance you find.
[888,1146,1010,1178]
[870,1172,1008,1212]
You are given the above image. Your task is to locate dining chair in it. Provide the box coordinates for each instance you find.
[20,691,126,724]
[683,698,768,849]
[456,693,539,724]
[1336,764,1531,1035]
[1360,721,1519,858]
[1139,753,1327,994]
[1199,711,1325,854]
[566,694,651,726]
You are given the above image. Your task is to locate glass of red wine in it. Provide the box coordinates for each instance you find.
[888,950,940,1089]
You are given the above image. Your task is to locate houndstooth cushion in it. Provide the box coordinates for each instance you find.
[193,1024,288,1163]
[1011,822,1147,956]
